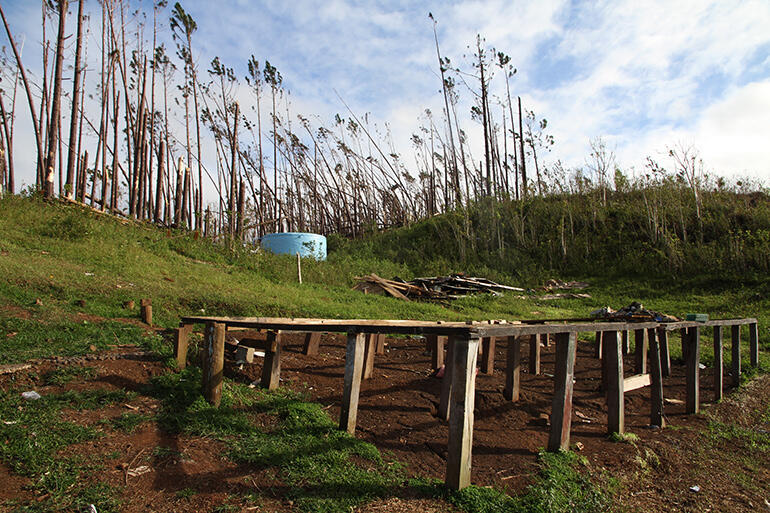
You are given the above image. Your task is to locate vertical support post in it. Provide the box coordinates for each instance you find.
[685,326,700,414]
[261,330,282,390]
[713,326,723,402]
[480,336,496,375]
[173,324,192,369]
[339,332,366,434]
[363,333,376,379]
[140,298,152,326]
[680,328,690,362]
[445,336,480,490]
[749,322,759,368]
[529,334,540,375]
[302,332,321,355]
[542,333,550,348]
[548,332,577,452]
[376,334,386,355]
[428,334,445,370]
[594,331,602,359]
[634,329,648,374]
[605,331,624,434]
[658,328,671,377]
[504,336,521,401]
[731,325,741,388]
[438,336,456,421]
[203,322,225,407]
[622,330,630,355]
[648,328,665,427]
[601,330,609,392]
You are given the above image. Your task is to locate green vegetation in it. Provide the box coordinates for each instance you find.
[43,365,96,386]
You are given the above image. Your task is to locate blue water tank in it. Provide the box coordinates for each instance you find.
[260,232,327,261]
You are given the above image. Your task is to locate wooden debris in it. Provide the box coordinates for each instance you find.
[353,273,523,302]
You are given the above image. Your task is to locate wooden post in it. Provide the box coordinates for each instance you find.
[428,334,444,369]
[658,328,671,377]
[542,333,550,348]
[622,330,630,355]
[634,329,647,374]
[438,336,456,421]
[601,330,609,392]
[548,332,577,452]
[302,332,321,355]
[680,328,690,362]
[685,326,700,414]
[504,336,521,401]
[445,335,480,490]
[731,325,741,388]
[713,326,723,402]
[296,252,302,284]
[594,331,602,359]
[480,336,496,375]
[376,334,386,355]
[363,333,376,379]
[529,334,540,375]
[605,331,624,434]
[173,324,192,369]
[140,298,152,326]
[749,322,759,367]
[648,328,665,427]
[339,332,366,434]
[260,331,282,390]
[203,322,225,407]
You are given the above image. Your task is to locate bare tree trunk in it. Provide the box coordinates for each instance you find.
[42,0,69,198]
[0,95,12,194]
[518,96,527,197]
[65,0,85,198]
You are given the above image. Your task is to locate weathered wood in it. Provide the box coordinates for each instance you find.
[622,330,630,355]
[140,299,152,325]
[236,345,255,363]
[203,322,225,407]
[438,337,456,421]
[428,334,445,369]
[302,332,322,355]
[542,333,550,348]
[594,331,602,359]
[605,331,624,434]
[685,326,700,414]
[548,332,577,451]
[749,322,759,367]
[480,336,496,375]
[529,334,540,375]
[260,331,282,390]
[658,328,671,377]
[376,334,386,355]
[504,336,521,401]
[363,333,376,379]
[648,328,665,427]
[623,373,651,392]
[445,336,480,490]
[680,328,690,362]
[713,326,723,402]
[731,325,741,388]
[634,329,647,374]
[173,324,192,369]
[339,332,366,434]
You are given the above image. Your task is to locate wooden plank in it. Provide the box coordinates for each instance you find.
[605,331,624,434]
[339,332,366,434]
[302,332,322,355]
[438,337,456,421]
[680,328,690,363]
[548,332,577,452]
[750,322,759,367]
[529,334,540,375]
[731,325,741,388]
[260,331,282,390]
[593,331,602,359]
[685,326,700,414]
[634,329,648,374]
[376,334,386,355]
[623,373,651,392]
[658,328,671,377]
[203,322,226,407]
[713,326,723,402]
[363,333,376,380]
[445,336,480,490]
[622,330,630,355]
[648,328,665,427]
[428,334,445,370]
[480,337,496,375]
[173,324,192,369]
[504,336,521,401]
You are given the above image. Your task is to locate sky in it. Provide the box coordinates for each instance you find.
[2,0,770,193]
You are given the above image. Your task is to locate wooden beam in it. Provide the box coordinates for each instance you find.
[634,329,648,374]
[363,333,377,379]
[376,334,386,355]
[658,328,671,377]
[203,322,225,407]
[648,328,665,427]
[140,298,153,326]
[529,334,540,375]
[713,326,723,402]
[504,336,521,401]
[445,336,480,490]
[173,324,192,369]
[260,331,282,390]
[438,337,456,421]
[339,332,366,434]
[749,322,759,367]
[302,332,322,355]
[685,326,700,414]
[623,373,651,392]
[605,331,624,435]
[548,332,577,451]
[480,337,496,375]
[731,325,741,388]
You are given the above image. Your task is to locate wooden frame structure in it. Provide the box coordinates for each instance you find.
[174,315,760,491]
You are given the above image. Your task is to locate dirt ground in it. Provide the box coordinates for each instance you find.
[1,330,768,512]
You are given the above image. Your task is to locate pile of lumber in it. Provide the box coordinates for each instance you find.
[353,273,523,302]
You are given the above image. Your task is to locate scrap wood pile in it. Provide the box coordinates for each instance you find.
[590,302,679,322]
[353,273,524,302]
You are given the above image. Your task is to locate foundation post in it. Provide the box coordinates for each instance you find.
[173,324,192,369]
[363,333,377,379]
[438,336,457,421]
[261,330,282,390]
[622,330,630,355]
[548,332,577,452]
[605,331,624,434]
[376,334,386,355]
[594,331,602,359]
[749,322,759,367]
[713,326,723,402]
[302,332,321,355]
[685,326,700,414]
[529,334,540,375]
[658,328,671,377]
[731,325,741,388]
[480,337,496,375]
[203,322,225,407]
[648,328,665,427]
[445,335,480,490]
[634,329,647,374]
[503,336,521,401]
[140,298,152,326]
[339,332,366,434]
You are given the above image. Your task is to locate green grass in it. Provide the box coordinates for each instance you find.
[108,412,151,433]
[43,365,97,386]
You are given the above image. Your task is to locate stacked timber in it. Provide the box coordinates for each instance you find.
[353,273,523,302]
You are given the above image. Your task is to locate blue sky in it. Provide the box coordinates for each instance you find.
[2,0,769,191]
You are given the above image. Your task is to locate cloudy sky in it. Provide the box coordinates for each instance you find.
[2,0,769,191]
